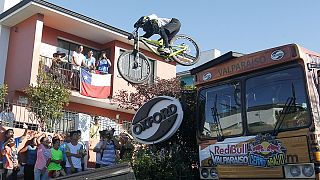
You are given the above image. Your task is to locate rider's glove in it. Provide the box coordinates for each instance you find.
[128,34,134,40]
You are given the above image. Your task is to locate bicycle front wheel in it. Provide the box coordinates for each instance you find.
[117,50,151,84]
[170,34,200,66]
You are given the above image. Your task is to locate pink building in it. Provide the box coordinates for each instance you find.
[0,0,177,168]
[0,0,176,123]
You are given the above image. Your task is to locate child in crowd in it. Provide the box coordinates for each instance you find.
[48,137,66,178]
[2,138,19,180]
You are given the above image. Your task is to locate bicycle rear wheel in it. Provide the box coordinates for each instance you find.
[117,50,151,84]
[170,34,200,66]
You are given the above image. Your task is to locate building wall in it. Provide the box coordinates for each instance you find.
[4,14,44,98]
[0,0,23,84]
[41,26,102,49]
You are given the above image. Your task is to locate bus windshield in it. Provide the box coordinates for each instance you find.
[198,66,310,139]
[199,82,242,138]
[246,67,310,133]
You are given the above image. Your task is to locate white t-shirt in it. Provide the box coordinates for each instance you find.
[94,140,104,164]
[65,142,82,168]
[72,51,85,70]
[147,14,172,27]
[86,57,96,68]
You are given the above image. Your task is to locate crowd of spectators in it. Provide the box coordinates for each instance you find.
[47,46,112,90]
[0,121,133,180]
[69,45,112,75]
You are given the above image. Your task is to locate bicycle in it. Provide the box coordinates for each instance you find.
[117,26,200,84]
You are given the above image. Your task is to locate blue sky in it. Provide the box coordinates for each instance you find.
[47,0,320,64]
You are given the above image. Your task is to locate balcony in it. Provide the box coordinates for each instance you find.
[39,56,80,91]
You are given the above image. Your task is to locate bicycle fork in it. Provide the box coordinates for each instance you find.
[132,49,141,69]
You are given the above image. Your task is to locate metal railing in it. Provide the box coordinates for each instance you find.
[39,56,80,91]
[0,101,76,133]
[0,101,130,135]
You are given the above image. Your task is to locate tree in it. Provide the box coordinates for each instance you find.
[114,77,182,111]
[0,84,8,104]
[114,78,199,179]
[25,71,71,130]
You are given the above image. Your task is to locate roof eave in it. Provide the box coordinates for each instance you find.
[0,0,130,37]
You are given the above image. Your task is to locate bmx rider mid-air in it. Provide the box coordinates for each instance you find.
[133,14,181,55]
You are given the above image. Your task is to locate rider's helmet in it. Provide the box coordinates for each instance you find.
[134,16,148,28]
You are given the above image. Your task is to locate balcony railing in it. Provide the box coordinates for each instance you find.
[39,56,80,91]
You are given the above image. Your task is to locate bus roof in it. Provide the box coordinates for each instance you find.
[190,51,244,75]
[191,43,318,86]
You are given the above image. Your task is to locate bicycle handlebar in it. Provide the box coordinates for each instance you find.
[128,27,139,40]
[128,28,139,40]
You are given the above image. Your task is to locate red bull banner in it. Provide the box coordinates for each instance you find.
[209,134,286,167]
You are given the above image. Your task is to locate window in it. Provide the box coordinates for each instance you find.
[198,82,242,138]
[57,39,109,63]
[246,67,310,133]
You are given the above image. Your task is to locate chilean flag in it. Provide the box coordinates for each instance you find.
[80,68,111,99]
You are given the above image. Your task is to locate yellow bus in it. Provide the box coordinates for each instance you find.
[191,44,320,179]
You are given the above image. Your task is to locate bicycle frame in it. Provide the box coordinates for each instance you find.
[131,28,188,59]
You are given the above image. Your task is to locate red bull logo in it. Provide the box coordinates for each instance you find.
[208,134,286,168]
[248,134,286,167]
[250,141,283,154]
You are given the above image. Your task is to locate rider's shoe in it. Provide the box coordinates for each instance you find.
[158,47,171,55]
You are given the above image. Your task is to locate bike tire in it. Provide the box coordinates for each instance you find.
[170,34,200,66]
[117,50,151,84]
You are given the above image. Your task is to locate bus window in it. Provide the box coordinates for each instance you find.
[198,82,242,138]
[246,67,310,134]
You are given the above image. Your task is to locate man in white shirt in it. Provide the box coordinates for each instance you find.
[65,131,83,174]
[72,46,86,71]
[133,14,181,54]
[71,45,86,89]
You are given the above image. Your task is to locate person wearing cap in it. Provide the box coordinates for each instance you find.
[49,51,66,80]
[53,51,66,65]
[97,129,120,167]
